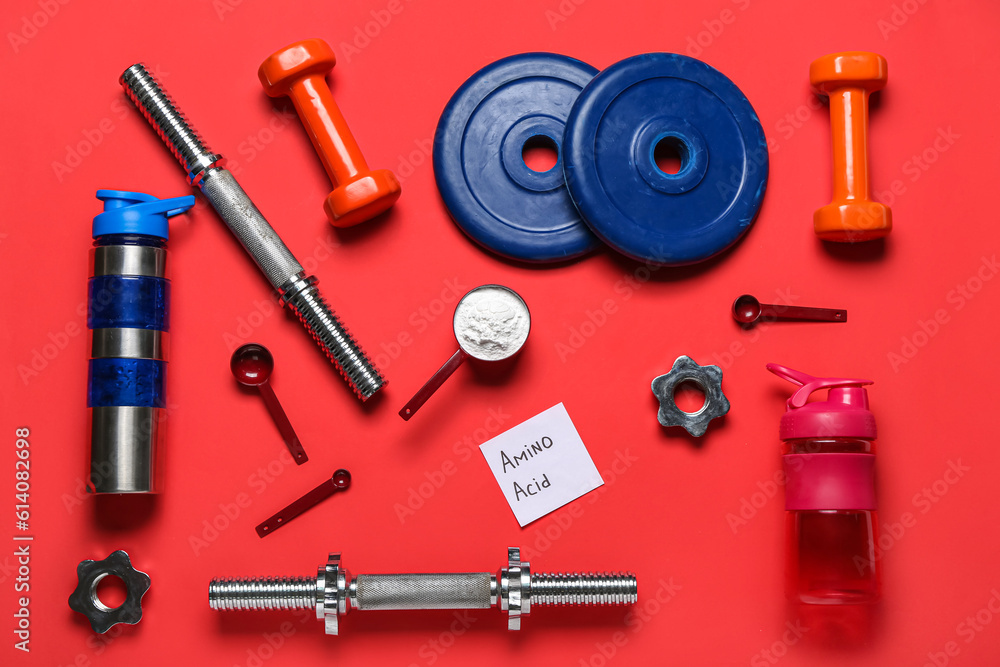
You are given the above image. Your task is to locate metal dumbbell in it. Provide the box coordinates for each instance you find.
[209,547,638,635]
[119,64,385,400]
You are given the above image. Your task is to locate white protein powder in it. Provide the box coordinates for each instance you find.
[454,286,530,361]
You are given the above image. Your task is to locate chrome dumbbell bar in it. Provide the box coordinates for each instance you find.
[209,548,638,634]
[120,64,384,401]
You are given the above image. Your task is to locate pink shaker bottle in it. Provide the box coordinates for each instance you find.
[767,364,880,604]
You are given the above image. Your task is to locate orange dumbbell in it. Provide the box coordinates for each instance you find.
[259,38,401,227]
[810,51,891,242]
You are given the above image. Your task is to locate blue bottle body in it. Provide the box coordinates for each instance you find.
[88,233,170,410]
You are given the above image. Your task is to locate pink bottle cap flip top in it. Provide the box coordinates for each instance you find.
[766,363,876,440]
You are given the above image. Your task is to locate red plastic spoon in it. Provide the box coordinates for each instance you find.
[733,294,847,325]
[230,343,308,464]
[256,469,351,537]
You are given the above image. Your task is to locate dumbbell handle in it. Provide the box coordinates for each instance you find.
[353,573,494,610]
[287,75,370,184]
[827,86,872,203]
[208,570,639,611]
[120,64,385,400]
[208,548,638,635]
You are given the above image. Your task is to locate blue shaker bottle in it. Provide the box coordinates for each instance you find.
[87,190,194,493]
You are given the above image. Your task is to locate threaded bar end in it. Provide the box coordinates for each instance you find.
[209,576,318,611]
[531,572,638,605]
[120,63,218,177]
[286,285,385,400]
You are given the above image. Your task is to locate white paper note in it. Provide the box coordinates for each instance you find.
[479,403,604,526]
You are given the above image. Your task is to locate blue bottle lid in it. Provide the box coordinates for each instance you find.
[93,190,196,240]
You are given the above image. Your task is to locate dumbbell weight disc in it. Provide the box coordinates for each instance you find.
[563,53,769,266]
[434,53,601,263]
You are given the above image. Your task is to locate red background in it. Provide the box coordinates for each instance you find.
[3,0,999,665]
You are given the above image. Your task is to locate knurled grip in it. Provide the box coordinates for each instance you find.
[199,169,303,288]
[354,573,493,610]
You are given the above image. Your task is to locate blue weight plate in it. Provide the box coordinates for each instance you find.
[564,53,768,266]
[434,53,601,263]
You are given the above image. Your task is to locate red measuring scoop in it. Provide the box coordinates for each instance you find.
[256,469,351,537]
[733,294,847,326]
[230,343,308,464]
[399,285,531,421]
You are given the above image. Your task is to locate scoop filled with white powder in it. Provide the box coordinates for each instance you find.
[399,284,530,420]
[454,285,531,361]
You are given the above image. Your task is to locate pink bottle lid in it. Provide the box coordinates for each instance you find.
[766,364,876,440]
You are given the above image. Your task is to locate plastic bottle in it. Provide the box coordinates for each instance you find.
[766,363,880,604]
[87,190,194,494]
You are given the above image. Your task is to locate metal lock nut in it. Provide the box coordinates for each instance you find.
[69,550,150,633]
[652,355,730,437]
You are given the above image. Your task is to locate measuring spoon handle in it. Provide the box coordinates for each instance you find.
[399,349,468,420]
[255,469,350,537]
[760,304,847,322]
[257,382,309,464]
